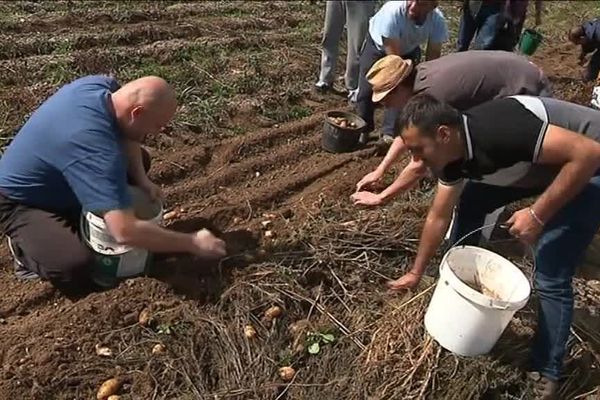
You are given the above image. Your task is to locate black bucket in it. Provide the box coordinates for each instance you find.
[321,111,367,153]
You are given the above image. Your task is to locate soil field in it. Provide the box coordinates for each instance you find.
[0,1,600,399]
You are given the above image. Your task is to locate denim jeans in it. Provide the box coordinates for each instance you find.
[356,33,421,137]
[457,2,505,51]
[449,175,600,381]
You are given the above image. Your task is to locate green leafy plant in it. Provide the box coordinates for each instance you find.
[306,332,335,355]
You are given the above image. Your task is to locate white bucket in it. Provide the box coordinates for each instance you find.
[424,245,531,356]
[81,186,163,287]
[591,86,600,110]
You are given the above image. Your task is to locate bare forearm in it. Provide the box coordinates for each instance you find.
[125,221,194,253]
[412,212,452,275]
[425,43,442,61]
[376,138,407,174]
[533,158,600,223]
[379,161,426,202]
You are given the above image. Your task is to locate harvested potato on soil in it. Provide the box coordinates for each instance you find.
[152,343,166,355]
[138,308,152,326]
[163,210,180,221]
[244,324,257,339]
[279,366,296,382]
[261,220,272,228]
[107,396,121,400]
[96,378,121,400]
[95,344,113,357]
[263,305,283,321]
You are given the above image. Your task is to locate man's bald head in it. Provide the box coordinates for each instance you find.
[112,76,177,142]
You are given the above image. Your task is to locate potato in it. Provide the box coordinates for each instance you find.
[96,378,121,400]
[138,308,152,326]
[152,343,166,355]
[95,344,113,357]
[163,210,179,221]
[244,324,257,339]
[107,396,121,400]
[278,366,296,382]
[339,120,348,128]
[263,306,283,321]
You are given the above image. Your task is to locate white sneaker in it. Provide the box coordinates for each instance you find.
[347,89,359,103]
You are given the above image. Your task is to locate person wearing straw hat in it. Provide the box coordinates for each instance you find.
[352,50,552,207]
[0,75,227,295]
[388,93,600,399]
[355,0,448,145]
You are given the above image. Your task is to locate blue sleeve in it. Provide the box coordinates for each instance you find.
[429,10,449,44]
[378,9,402,41]
[62,147,131,213]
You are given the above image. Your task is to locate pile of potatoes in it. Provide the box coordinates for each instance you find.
[328,116,357,129]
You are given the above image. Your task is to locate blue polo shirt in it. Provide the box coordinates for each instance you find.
[0,75,132,214]
[368,0,448,54]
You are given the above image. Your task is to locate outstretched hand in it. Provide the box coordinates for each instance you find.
[387,271,422,291]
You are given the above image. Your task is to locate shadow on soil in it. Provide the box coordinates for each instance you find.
[150,216,260,301]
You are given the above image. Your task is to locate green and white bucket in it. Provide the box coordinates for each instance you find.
[81,186,163,288]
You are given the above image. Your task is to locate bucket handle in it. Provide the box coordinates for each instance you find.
[449,222,537,308]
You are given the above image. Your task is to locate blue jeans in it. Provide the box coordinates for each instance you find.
[450,176,600,380]
[457,2,505,51]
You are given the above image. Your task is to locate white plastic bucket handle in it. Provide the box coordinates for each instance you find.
[448,222,537,303]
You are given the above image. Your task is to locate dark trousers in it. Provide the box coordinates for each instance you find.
[356,33,421,137]
[585,50,600,82]
[457,1,507,51]
[450,176,600,380]
[0,148,151,293]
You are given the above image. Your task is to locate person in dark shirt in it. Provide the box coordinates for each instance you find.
[569,18,600,81]
[388,93,600,399]
[352,50,552,206]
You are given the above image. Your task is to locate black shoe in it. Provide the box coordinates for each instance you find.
[7,237,39,280]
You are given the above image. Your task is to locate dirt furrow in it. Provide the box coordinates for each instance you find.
[151,114,324,187]
[0,15,299,60]
[0,1,304,35]
[0,30,317,88]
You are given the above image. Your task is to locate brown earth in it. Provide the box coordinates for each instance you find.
[0,1,599,399]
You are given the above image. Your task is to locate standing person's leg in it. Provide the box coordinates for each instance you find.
[472,4,504,50]
[449,182,542,246]
[585,50,600,82]
[356,34,386,135]
[530,174,600,389]
[381,47,422,140]
[317,1,346,90]
[345,0,376,102]
[457,1,478,51]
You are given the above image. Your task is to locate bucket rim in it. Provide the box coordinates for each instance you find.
[439,245,531,311]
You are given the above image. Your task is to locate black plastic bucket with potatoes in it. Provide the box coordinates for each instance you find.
[322,111,367,153]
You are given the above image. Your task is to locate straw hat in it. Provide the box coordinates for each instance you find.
[367,55,413,102]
